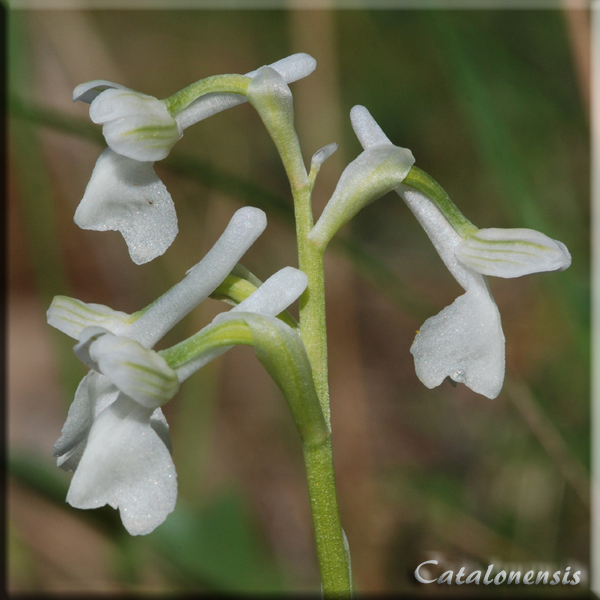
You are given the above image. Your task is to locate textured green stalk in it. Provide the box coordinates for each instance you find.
[303,438,351,598]
[291,165,352,597]
[248,71,351,594]
[159,321,253,369]
[294,186,331,424]
[163,74,250,116]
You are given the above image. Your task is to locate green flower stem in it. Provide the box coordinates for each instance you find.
[294,186,331,424]
[163,310,350,594]
[303,437,352,598]
[163,74,251,116]
[159,320,253,368]
[289,157,352,596]
[403,166,479,237]
[251,84,351,592]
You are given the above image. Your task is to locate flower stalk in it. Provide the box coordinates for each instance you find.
[163,74,251,115]
[247,64,352,595]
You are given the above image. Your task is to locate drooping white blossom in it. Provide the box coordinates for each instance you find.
[349,105,571,399]
[48,208,308,535]
[74,53,316,264]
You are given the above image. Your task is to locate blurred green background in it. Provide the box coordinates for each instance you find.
[8,8,589,594]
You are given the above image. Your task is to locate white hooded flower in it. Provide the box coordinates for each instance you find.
[65,328,180,536]
[73,54,317,264]
[48,208,307,535]
[348,106,571,399]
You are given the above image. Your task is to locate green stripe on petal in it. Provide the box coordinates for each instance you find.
[455,227,572,278]
[48,296,136,339]
[86,331,180,410]
[91,88,182,161]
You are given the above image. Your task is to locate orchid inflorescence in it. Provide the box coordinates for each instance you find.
[49,52,570,593]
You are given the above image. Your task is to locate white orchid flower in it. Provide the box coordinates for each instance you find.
[65,327,180,535]
[74,53,317,264]
[48,208,308,535]
[348,106,571,399]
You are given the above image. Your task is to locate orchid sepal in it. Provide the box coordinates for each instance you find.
[455,227,572,278]
[47,295,136,340]
[309,143,414,250]
[89,89,181,162]
[74,327,179,409]
[73,79,131,103]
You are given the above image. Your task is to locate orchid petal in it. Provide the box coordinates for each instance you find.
[53,371,172,472]
[73,79,131,104]
[74,148,178,265]
[66,394,177,536]
[53,371,119,471]
[456,227,572,278]
[73,326,109,370]
[47,295,134,340]
[175,53,316,130]
[149,408,173,454]
[90,89,181,161]
[410,281,505,400]
[89,89,163,123]
[75,328,179,409]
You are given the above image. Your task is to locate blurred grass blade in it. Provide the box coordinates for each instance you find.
[9,17,87,400]
[503,374,589,508]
